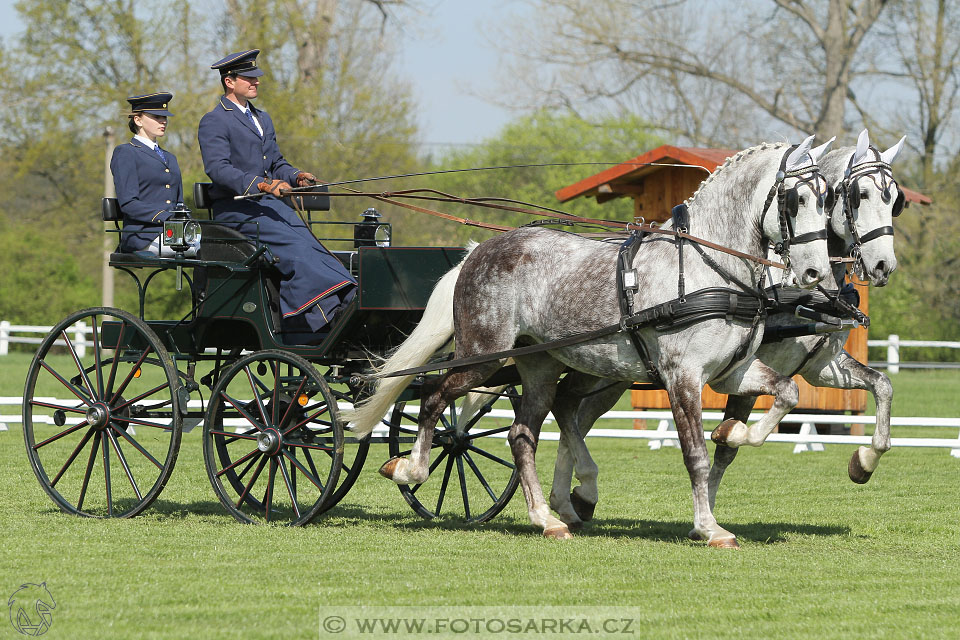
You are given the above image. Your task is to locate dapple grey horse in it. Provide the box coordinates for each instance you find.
[349,137,833,547]
[547,130,905,532]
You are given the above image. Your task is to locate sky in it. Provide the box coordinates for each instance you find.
[0,0,519,148]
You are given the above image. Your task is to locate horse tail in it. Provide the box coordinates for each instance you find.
[345,242,477,438]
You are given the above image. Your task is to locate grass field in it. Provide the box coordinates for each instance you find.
[1,356,958,639]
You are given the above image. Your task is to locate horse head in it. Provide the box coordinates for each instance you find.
[757,134,833,288]
[823,129,905,287]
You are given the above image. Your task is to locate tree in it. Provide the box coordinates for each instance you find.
[498,0,891,146]
[0,0,422,310]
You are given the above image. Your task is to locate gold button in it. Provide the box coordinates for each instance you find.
[166,200,171,204]
[165,185,170,188]
[165,169,170,173]
[263,155,267,160]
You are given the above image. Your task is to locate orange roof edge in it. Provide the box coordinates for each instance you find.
[555,145,736,202]
[901,185,932,206]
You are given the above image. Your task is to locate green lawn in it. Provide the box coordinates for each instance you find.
[1,358,958,639]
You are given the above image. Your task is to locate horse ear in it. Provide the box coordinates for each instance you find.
[809,136,836,163]
[851,129,871,166]
[786,134,816,171]
[881,135,907,165]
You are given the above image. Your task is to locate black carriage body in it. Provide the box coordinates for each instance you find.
[108,235,465,366]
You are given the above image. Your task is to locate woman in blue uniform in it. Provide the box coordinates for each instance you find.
[110,92,196,255]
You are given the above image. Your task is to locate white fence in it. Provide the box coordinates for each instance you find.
[5,398,958,458]
[867,334,960,373]
[0,321,92,357]
[2,322,958,371]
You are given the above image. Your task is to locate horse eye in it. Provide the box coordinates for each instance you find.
[798,195,806,206]
[860,189,869,200]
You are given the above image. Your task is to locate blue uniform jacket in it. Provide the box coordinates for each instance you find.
[197,97,356,334]
[198,97,300,200]
[110,140,183,252]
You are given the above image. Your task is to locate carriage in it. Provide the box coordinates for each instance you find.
[21,185,522,526]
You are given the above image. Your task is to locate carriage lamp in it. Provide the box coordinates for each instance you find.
[162,204,202,254]
[162,204,202,291]
[353,208,392,248]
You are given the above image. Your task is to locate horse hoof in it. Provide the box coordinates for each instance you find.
[570,490,596,522]
[687,528,704,541]
[544,526,574,540]
[848,450,873,484]
[711,419,745,447]
[378,457,402,480]
[708,537,740,549]
[566,519,584,533]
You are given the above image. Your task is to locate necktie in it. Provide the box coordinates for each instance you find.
[244,109,261,137]
[154,145,165,162]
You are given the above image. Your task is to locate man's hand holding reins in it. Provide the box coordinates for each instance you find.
[257,179,292,197]
[296,172,316,187]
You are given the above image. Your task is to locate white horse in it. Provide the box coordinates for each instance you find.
[547,130,906,531]
[348,136,833,547]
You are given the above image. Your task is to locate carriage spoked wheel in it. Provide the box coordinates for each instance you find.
[203,350,342,525]
[22,307,183,518]
[387,387,520,523]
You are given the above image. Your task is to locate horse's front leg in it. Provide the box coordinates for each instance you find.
[668,374,739,548]
[709,358,799,448]
[800,350,893,483]
[708,395,756,510]
[380,362,501,485]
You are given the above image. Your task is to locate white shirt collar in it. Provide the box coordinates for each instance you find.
[134,134,158,150]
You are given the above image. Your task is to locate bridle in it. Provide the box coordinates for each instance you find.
[759,145,829,268]
[828,147,904,275]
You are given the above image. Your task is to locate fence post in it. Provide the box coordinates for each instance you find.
[74,321,87,358]
[887,334,900,374]
[0,320,9,356]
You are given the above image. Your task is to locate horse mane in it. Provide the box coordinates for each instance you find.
[685,142,788,206]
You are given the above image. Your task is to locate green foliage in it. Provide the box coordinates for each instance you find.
[868,161,960,359]
[0,223,98,324]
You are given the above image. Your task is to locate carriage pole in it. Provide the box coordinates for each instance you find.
[102,127,115,307]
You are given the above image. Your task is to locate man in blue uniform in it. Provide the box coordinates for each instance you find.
[198,49,356,335]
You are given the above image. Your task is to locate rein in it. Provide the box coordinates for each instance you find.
[292,186,790,270]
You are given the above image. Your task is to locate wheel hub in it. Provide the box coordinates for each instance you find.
[257,428,282,455]
[85,403,111,430]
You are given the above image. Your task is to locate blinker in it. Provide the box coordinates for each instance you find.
[892,189,905,217]
[785,188,799,217]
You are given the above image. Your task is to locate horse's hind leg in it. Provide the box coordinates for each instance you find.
[550,374,627,527]
[380,361,503,485]
[509,354,570,538]
[799,351,893,483]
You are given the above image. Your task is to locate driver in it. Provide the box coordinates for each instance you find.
[197,49,357,336]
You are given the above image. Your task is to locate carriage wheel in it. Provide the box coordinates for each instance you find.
[387,387,520,523]
[312,381,370,516]
[22,307,182,518]
[203,351,342,525]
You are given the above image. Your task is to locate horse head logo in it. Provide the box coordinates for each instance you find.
[8,583,56,636]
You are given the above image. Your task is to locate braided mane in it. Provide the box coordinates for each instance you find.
[685,142,787,205]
